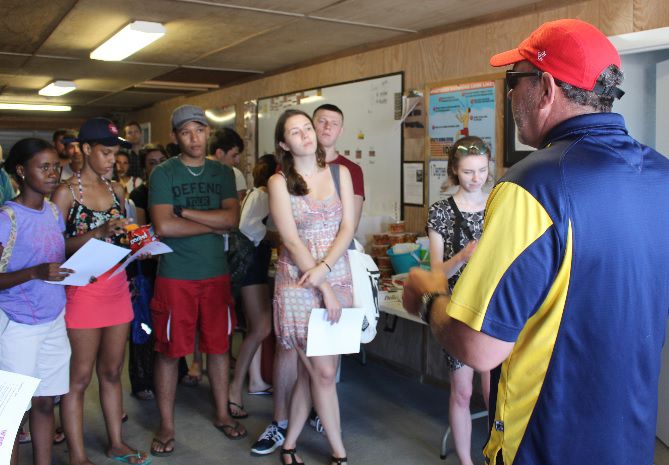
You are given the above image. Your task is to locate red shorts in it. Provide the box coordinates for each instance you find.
[151,275,235,358]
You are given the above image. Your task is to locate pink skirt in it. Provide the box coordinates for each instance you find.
[65,268,133,329]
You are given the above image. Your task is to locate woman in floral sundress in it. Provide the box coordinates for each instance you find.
[268,109,354,465]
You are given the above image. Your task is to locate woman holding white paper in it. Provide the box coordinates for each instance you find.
[269,109,354,465]
[52,117,150,465]
[0,138,72,465]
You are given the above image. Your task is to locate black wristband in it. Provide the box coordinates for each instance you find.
[173,205,183,218]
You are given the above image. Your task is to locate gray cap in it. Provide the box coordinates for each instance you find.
[171,105,208,131]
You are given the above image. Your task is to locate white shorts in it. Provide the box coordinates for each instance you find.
[0,310,71,398]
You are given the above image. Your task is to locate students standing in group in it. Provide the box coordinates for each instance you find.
[52,118,150,465]
[209,128,247,200]
[427,136,491,465]
[0,138,72,465]
[227,154,277,419]
[114,151,143,196]
[148,105,243,456]
[252,103,366,455]
[269,109,354,465]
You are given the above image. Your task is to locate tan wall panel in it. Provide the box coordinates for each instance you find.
[132,0,667,228]
[634,0,669,31]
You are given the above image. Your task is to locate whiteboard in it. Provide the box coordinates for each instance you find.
[257,73,403,219]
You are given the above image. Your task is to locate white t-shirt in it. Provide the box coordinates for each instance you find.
[233,166,247,193]
[239,187,270,246]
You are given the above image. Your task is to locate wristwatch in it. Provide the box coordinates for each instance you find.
[419,291,449,324]
[173,205,183,218]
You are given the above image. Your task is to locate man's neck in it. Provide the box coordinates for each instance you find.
[323,146,338,163]
[132,143,141,153]
[179,153,205,167]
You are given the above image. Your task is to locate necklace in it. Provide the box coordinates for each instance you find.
[297,166,319,179]
[180,156,205,177]
[75,170,116,205]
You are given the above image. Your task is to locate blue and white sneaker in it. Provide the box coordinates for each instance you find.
[251,421,286,455]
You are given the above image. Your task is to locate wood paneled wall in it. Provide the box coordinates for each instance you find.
[131,0,669,232]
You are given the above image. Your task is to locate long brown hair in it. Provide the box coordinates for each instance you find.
[274,109,325,196]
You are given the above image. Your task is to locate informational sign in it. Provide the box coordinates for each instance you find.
[428,159,454,207]
[402,162,424,206]
[428,81,496,159]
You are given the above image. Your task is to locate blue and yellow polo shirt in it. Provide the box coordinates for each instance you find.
[447,113,669,465]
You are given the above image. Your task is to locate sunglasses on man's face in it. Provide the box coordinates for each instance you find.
[506,70,543,90]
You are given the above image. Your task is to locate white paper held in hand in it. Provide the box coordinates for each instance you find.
[46,238,130,286]
[110,241,173,277]
[0,370,40,465]
[306,308,364,357]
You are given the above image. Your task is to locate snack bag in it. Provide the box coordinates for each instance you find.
[125,224,157,254]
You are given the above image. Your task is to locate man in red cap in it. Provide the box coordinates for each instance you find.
[403,19,669,465]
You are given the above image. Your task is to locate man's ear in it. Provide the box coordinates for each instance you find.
[539,72,558,110]
[170,131,177,145]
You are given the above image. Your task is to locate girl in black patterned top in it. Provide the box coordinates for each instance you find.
[426,136,491,465]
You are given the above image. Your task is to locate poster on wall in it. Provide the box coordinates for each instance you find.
[428,81,496,160]
[402,162,424,206]
[428,159,453,207]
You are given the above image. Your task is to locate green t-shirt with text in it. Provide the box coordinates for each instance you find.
[149,157,237,280]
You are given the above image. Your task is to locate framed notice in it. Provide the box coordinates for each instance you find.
[402,162,424,206]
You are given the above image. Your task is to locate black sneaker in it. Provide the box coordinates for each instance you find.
[250,421,286,455]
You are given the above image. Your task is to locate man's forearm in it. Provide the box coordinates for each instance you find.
[181,207,238,231]
[154,216,213,238]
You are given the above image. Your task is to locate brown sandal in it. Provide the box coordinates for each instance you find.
[215,421,247,440]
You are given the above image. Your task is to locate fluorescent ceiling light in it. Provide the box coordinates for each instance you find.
[205,109,235,123]
[0,103,71,111]
[91,21,165,61]
[39,80,76,96]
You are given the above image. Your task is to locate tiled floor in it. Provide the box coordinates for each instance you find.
[16,352,669,465]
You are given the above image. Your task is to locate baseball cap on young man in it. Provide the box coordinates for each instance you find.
[171,105,208,131]
[76,117,131,148]
[490,19,623,97]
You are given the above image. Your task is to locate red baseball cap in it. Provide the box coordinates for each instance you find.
[490,19,621,92]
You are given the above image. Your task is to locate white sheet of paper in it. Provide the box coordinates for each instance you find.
[306,308,364,357]
[110,241,173,277]
[46,238,130,286]
[0,370,40,464]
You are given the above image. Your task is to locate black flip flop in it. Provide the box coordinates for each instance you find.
[150,437,175,457]
[227,400,248,419]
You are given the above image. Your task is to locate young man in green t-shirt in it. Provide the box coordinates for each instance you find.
[148,105,245,455]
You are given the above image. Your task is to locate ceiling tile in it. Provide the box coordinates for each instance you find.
[192,17,403,71]
[0,0,76,54]
[314,0,539,30]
